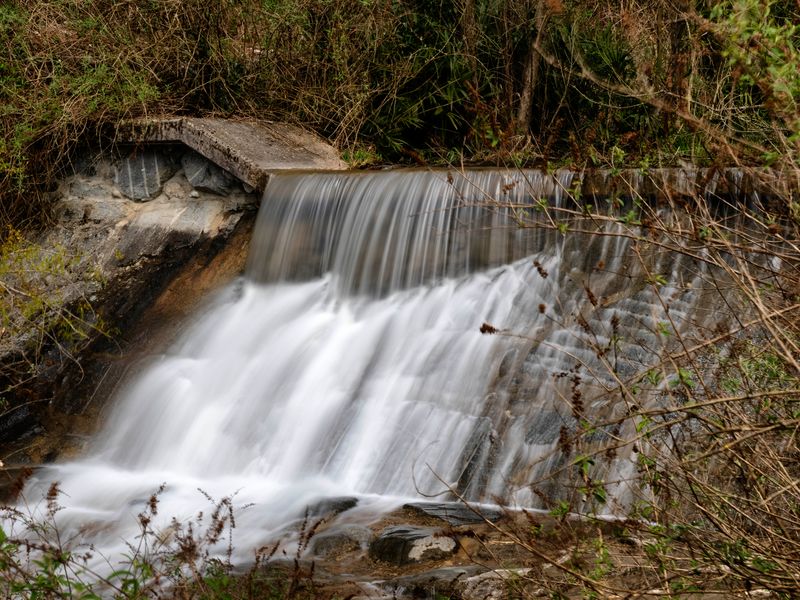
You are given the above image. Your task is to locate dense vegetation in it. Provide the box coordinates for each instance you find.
[1,0,798,227]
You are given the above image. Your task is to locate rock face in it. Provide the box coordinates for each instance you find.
[0,149,258,462]
[369,526,457,566]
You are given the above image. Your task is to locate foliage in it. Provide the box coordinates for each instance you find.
[0,485,319,599]
[0,226,108,432]
[0,227,106,357]
[475,152,800,596]
[2,0,798,229]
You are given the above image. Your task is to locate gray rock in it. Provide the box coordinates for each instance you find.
[387,566,485,596]
[58,196,127,224]
[68,179,109,198]
[525,409,570,445]
[309,524,373,557]
[403,501,504,526]
[182,151,235,195]
[114,151,178,200]
[455,568,534,600]
[306,496,358,517]
[369,525,457,566]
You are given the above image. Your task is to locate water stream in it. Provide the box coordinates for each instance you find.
[17,169,716,563]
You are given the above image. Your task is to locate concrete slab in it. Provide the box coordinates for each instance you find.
[116,118,347,190]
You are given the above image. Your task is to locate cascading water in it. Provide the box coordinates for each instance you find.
[16,169,716,563]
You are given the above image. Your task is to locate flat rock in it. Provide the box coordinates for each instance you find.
[403,501,504,526]
[369,525,457,566]
[117,118,347,191]
[387,566,486,596]
[310,524,373,557]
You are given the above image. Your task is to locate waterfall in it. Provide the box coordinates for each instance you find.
[16,169,715,563]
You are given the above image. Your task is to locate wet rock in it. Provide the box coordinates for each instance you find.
[387,566,485,597]
[306,496,358,517]
[403,501,504,526]
[525,409,570,445]
[497,348,517,378]
[369,525,457,566]
[182,151,235,196]
[114,151,178,200]
[454,418,495,497]
[455,568,534,600]
[0,404,39,446]
[310,524,372,557]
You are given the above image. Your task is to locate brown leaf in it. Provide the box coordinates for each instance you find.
[480,322,499,334]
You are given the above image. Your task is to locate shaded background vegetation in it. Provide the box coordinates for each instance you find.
[1,0,798,228]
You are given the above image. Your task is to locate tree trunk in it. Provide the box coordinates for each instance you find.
[665,1,691,135]
[516,0,548,135]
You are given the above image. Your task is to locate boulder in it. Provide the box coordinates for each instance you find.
[305,496,358,517]
[181,151,235,196]
[369,525,457,566]
[114,151,178,200]
[309,524,373,557]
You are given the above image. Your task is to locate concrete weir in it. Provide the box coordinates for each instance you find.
[115,117,347,191]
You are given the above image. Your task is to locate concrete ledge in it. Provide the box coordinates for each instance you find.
[116,117,347,190]
[578,166,796,200]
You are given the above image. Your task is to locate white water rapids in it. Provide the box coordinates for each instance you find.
[16,169,713,564]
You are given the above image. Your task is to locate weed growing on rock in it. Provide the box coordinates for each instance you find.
[0,228,109,417]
